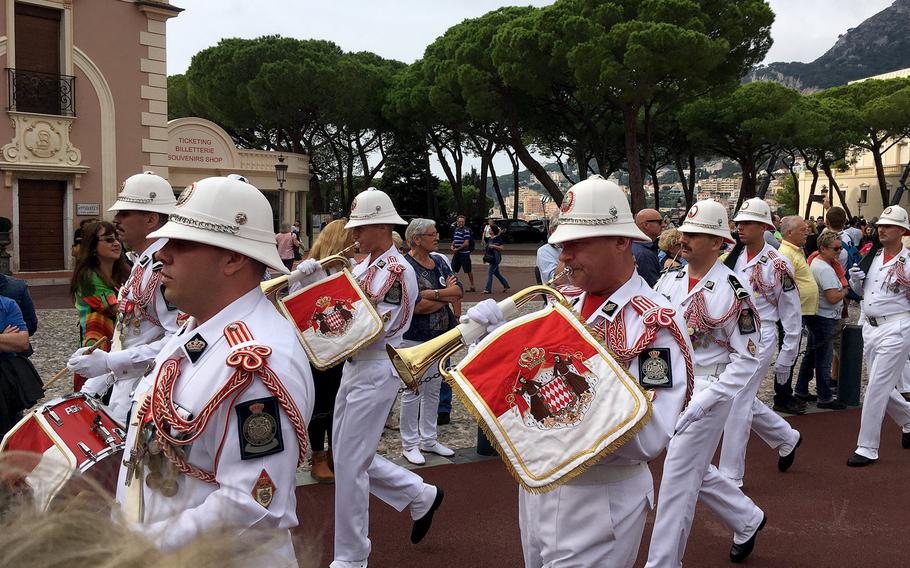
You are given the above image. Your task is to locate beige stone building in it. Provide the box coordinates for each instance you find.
[0,0,182,278]
[800,67,910,220]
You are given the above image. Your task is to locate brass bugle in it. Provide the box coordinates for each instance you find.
[388,266,572,393]
[261,242,359,299]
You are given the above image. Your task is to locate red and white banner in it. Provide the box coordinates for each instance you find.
[450,302,651,492]
[280,270,384,369]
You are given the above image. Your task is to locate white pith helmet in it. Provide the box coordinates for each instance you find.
[148,176,288,274]
[108,171,176,215]
[344,189,406,229]
[678,199,734,243]
[733,197,774,229]
[548,175,649,244]
[876,205,910,233]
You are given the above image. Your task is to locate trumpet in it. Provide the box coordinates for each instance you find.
[388,267,572,392]
[261,242,359,303]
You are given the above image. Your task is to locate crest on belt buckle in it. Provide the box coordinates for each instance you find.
[252,469,276,509]
[747,339,757,356]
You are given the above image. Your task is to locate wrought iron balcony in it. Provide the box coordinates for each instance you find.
[7,68,75,117]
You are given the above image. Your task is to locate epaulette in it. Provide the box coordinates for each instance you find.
[728,274,750,301]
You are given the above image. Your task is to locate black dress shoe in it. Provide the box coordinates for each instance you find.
[794,392,817,402]
[778,434,802,472]
[817,400,847,410]
[411,487,444,544]
[730,514,766,563]
[437,412,451,425]
[902,431,910,449]
[773,400,807,415]
[846,453,877,467]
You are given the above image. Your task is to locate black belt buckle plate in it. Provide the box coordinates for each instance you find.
[868,316,878,327]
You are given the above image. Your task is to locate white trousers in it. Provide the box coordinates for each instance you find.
[646,391,763,568]
[855,319,910,460]
[399,341,443,449]
[333,358,426,562]
[900,358,910,392]
[720,324,799,482]
[519,465,653,568]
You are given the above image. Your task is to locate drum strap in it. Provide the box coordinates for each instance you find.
[138,321,309,485]
[123,392,148,524]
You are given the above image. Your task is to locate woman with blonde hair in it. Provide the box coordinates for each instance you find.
[657,228,686,272]
[301,219,355,483]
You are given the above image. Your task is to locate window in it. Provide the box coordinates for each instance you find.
[9,3,74,116]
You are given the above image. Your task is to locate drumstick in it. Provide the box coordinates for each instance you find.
[43,337,109,389]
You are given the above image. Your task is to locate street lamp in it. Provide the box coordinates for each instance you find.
[274,155,288,230]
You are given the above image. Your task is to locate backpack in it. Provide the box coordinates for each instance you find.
[842,233,863,301]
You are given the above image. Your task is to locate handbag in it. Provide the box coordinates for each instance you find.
[482,250,496,264]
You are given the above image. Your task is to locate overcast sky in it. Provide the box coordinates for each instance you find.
[165,0,896,178]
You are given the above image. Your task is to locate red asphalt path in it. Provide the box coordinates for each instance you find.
[293,408,910,567]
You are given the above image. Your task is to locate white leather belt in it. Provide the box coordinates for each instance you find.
[866,311,910,327]
[565,462,647,485]
[349,349,392,362]
[694,363,727,378]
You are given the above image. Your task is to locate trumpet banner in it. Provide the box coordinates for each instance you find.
[280,270,383,369]
[450,302,651,492]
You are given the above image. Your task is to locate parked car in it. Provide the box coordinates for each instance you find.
[494,219,545,244]
[529,220,546,233]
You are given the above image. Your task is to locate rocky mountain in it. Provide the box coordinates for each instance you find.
[746,0,910,90]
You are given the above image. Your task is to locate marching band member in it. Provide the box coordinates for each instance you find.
[847,205,910,466]
[720,198,803,486]
[646,200,765,566]
[114,176,313,563]
[465,176,693,567]
[292,189,443,568]
[69,172,181,424]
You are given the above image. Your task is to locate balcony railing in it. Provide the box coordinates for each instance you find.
[7,68,75,117]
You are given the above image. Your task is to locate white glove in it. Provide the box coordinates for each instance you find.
[459,299,506,333]
[67,347,112,378]
[774,368,791,385]
[287,258,327,291]
[79,374,113,397]
[848,266,865,291]
[674,400,705,434]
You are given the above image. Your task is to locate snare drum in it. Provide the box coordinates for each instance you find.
[0,393,126,507]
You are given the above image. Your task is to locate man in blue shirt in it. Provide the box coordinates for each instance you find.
[449,215,475,292]
[0,273,37,357]
[632,208,663,287]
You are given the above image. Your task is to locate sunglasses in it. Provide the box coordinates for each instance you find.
[99,236,119,244]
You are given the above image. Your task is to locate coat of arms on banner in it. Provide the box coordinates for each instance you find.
[309,296,355,338]
[510,347,597,429]
[279,270,383,369]
[449,302,652,493]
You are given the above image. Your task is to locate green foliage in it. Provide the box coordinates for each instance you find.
[377,136,436,218]
[167,74,191,120]
[774,175,799,216]
[437,182,491,222]
[681,81,800,201]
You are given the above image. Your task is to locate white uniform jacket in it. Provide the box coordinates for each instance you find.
[731,243,802,370]
[561,272,692,466]
[115,288,314,554]
[83,239,181,421]
[857,247,910,319]
[655,261,761,411]
[350,244,419,353]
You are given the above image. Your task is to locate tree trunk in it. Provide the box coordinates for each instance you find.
[478,153,490,217]
[648,163,660,210]
[737,160,758,208]
[756,154,778,199]
[622,104,645,212]
[821,160,853,219]
[506,148,520,219]
[801,155,821,220]
[871,144,890,207]
[508,114,562,204]
[488,160,508,218]
[575,146,588,181]
[310,174,324,214]
[430,132,464,213]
